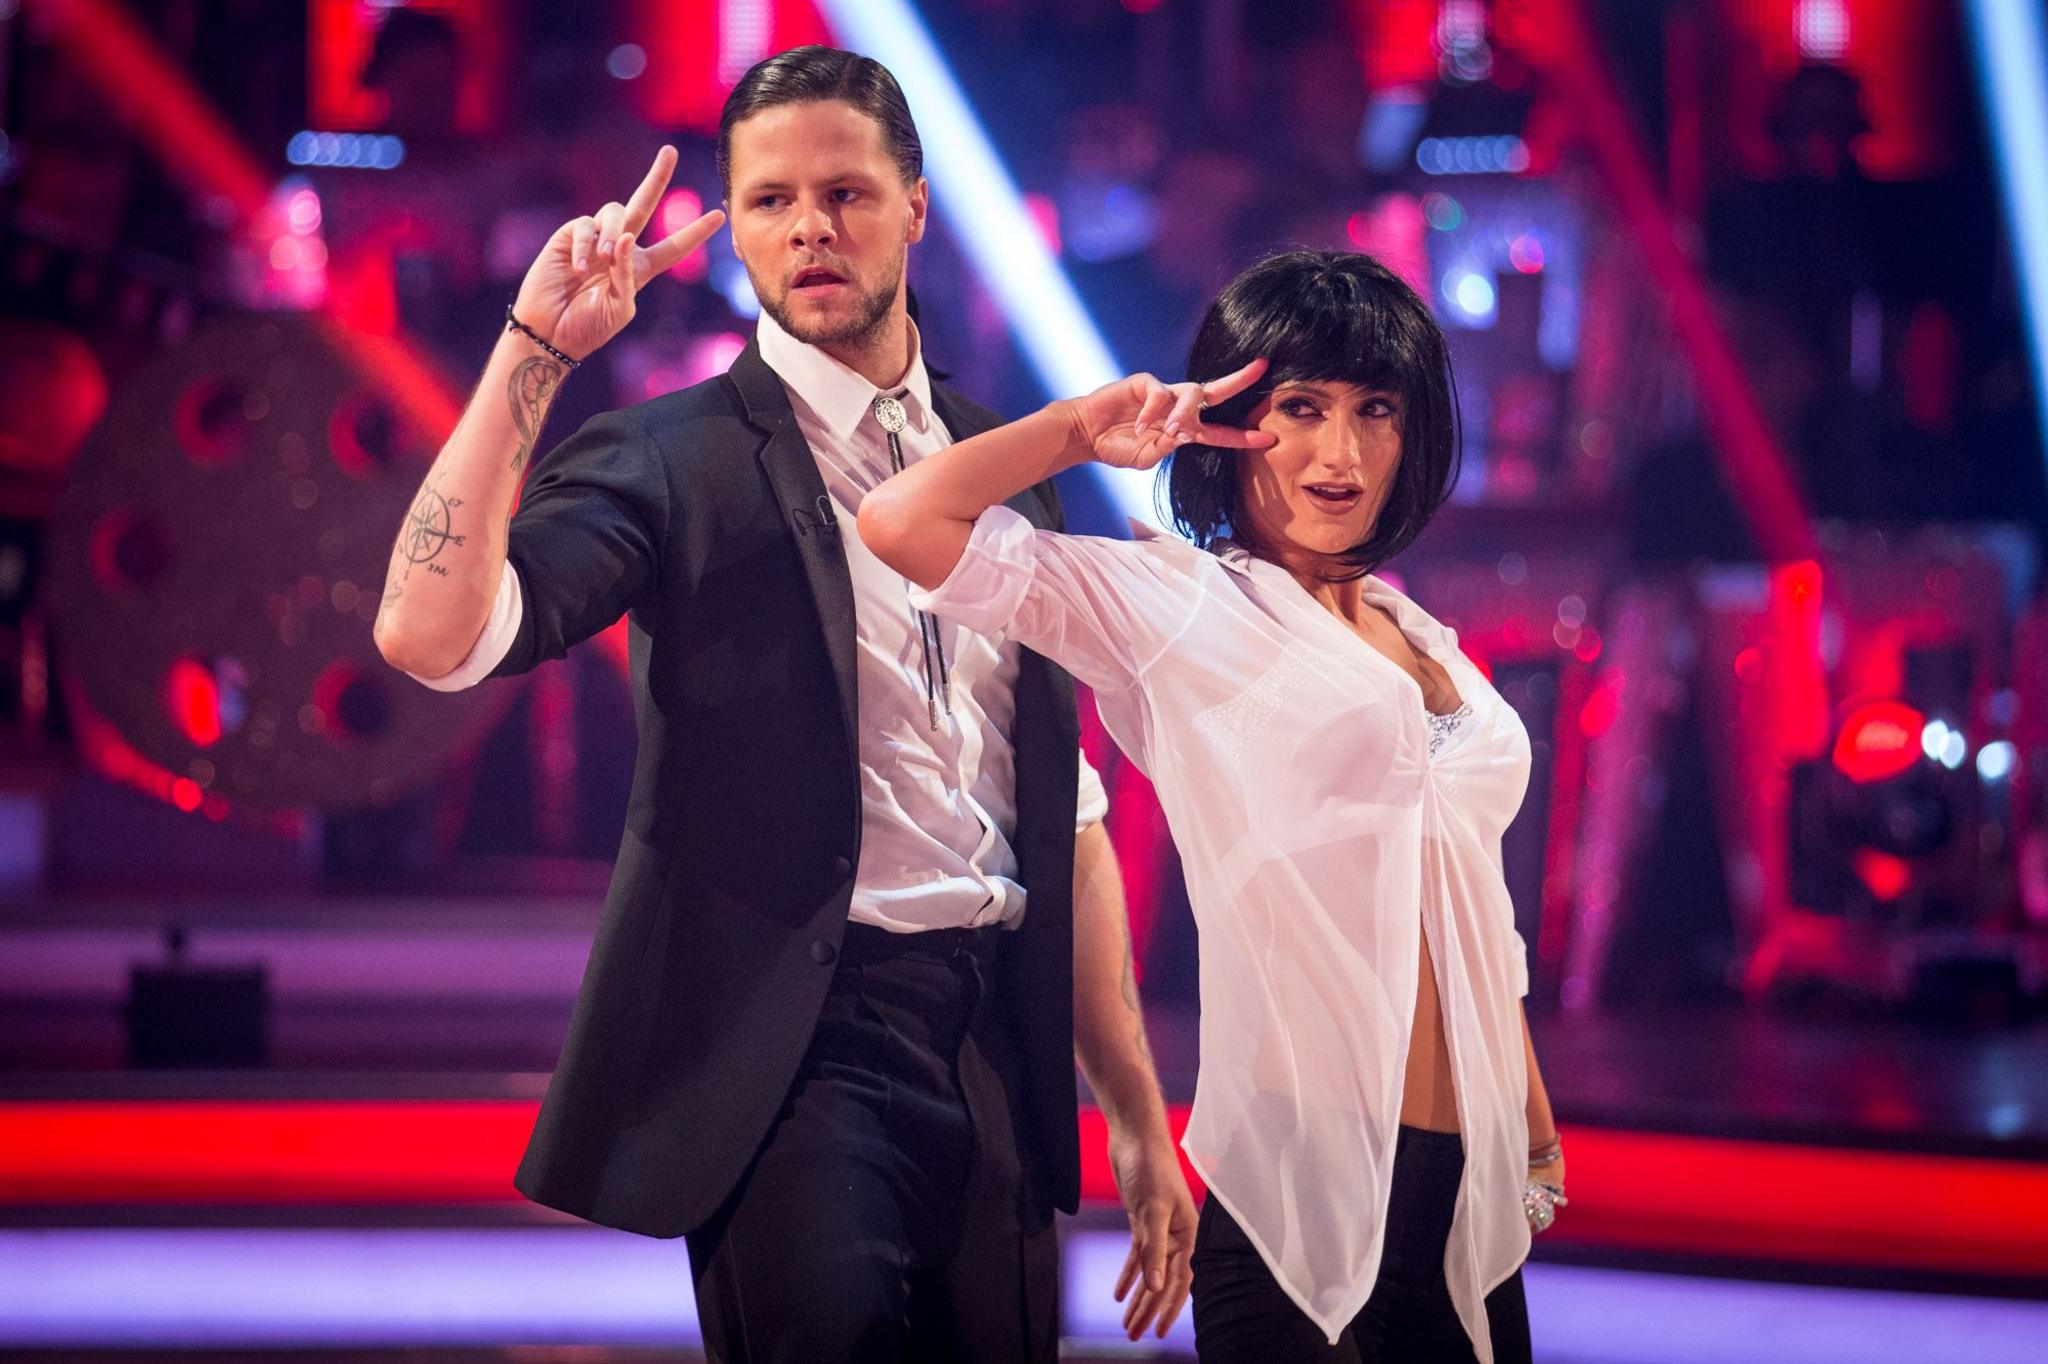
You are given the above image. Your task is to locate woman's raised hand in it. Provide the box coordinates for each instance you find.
[510,146,727,363]
[1066,358,1275,471]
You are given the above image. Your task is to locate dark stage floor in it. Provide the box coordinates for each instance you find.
[7,889,2048,1157]
[6,895,2048,1361]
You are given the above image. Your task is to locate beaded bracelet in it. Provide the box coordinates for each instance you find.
[1528,1134,1563,1166]
[505,306,582,369]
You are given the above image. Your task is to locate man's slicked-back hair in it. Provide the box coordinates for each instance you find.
[1165,250,1461,580]
[716,46,923,199]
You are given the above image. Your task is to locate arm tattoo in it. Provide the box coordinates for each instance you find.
[401,483,467,566]
[382,476,466,608]
[508,356,566,473]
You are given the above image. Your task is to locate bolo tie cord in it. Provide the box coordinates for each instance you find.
[873,394,951,732]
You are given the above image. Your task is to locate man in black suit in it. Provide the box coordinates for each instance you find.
[373,46,1193,1363]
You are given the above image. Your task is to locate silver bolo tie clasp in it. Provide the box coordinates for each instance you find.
[871,393,909,435]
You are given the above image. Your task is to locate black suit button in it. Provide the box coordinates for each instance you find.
[810,939,837,966]
[831,855,853,879]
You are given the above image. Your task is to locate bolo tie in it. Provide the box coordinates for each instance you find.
[871,391,952,732]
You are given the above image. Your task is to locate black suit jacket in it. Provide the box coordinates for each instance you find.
[489,341,1083,1237]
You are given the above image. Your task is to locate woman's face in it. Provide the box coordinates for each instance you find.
[1234,379,1404,566]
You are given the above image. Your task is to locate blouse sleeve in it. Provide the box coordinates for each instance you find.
[909,504,1204,694]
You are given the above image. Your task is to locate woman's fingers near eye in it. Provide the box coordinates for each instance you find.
[1133,385,1173,436]
[1162,387,1204,441]
[1196,423,1275,448]
[1205,356,1269,402]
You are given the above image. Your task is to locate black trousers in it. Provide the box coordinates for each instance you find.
[684,924,1058,1363]
[1191,1125,1533,1364]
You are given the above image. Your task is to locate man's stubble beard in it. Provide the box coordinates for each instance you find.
[752,244,907,351]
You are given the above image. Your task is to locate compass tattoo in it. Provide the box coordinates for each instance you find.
[402,484,467,566]
[509,356,565,473]
[381,477,464,607]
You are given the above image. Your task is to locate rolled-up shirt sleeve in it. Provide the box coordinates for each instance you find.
[406,563,523,692]
[909,505,1202,695]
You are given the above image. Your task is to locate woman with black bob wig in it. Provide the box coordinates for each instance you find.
[861,250,1560,1364]
[1166,250,1461,579]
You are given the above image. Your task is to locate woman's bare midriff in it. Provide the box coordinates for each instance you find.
[1343,602,1464,1132]
[1400,926,1462,1132]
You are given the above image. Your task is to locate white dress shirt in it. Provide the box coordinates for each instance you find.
[413,313,1106,932]
[914,508,1533,1358]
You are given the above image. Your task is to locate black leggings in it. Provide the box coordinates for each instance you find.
[1190,1126,1532,1363]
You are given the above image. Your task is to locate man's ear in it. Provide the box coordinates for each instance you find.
[906,177,929,245]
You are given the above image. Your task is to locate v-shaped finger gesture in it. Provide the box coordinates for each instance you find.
[1073,358,1276,471]
[512,146,727,364]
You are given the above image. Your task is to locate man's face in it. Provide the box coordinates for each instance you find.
[726,100,928,349]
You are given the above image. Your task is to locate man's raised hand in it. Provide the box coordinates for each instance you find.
[511,146,726,363]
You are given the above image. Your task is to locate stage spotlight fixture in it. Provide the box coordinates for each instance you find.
[1788,650,2017,1011]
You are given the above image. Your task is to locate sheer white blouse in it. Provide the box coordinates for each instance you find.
[913,507,1535,1358]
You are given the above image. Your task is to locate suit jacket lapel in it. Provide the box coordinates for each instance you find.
[729,341,860,763]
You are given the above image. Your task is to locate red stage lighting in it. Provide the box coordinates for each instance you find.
[307,0,505,135]
[1851,848,1913,902]
[165,658,224,749]
[1832,700,1926,785]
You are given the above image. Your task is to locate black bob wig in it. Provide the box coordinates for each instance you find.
[1164,250,1461,580]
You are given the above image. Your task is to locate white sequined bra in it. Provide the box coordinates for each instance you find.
[1427,702,1476,758]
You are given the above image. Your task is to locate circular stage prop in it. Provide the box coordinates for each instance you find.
[46,316,517,812]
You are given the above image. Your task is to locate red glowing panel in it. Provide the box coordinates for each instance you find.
[308,0,506,135]
[1491,0,1567,70]
[1360,0,1441,90]
[8,1103,2048,1276]
[628,0,831,134]
[1578,672,1623,738]
[1843,0,1958,180]
[1851,848,1913,902]
[1769,559,1829,761]
[771,0,833,60]
[165,659,223,748]
[1832,699,1924,785]
[627,0,729,132]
